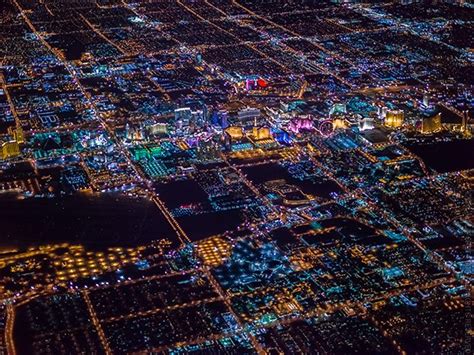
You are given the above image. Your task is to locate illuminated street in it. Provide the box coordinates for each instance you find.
[0,1,472,354]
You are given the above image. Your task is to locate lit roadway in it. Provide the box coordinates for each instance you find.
[353,4,471,57]
[231,0,357,88]
[300,139,460,287]
[316,136,460,281]
[4,305,15,355]
[13,0,191,246]
[202,266,266,354]
[82,290,112,354]
[177,0,289,73]
[79,13,126,56]
[0,72,21,131]
[3,2,469,354]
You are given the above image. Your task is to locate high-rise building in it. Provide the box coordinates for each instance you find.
[360,117,375,131]
[329,103,347,116]
[225,126,244,140]
[422,93,430,108]
[462,110,469,133]
[8,126,24,144]
[384,110,404,128]
[175,107,207,131]
[219,110,229,129]
[175,107,192,128]
[333,118,347,130]
[148,123,168,136]
[421,113,442,134]
[378,106,388,120]
[238,107,261,124]
[251,126,271,140]
[0,140,20,159]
